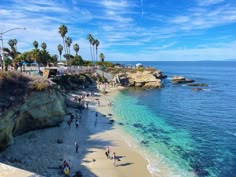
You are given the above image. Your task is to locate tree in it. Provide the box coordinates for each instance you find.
[95,39,99,63]
[58,24,68,56]
[41,42,47,50]
[7,39,18,70]
[51,54,58,66]
[4,57,12,71]
[73,43,80,56]
[65,36,72,63]
[87,34,94,64]
[57,44,63,60]
[71,55,83,66]
[13,39,17,48]
[91,38,96,65]
[39,50,51,67]
[33,49,40,62]
[33,40,39,49]
[99,53,105,62]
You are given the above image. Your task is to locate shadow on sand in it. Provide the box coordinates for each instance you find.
[119,162,134,167]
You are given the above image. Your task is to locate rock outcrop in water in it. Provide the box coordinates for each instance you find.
[0,72,66,150]
[114,70,165,88]
[172,76,194,84]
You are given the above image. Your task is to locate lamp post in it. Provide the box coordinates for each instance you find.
[0,27,26,70]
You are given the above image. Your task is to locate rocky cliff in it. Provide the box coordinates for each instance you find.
[0,72,66,150]
[0,89,66,150]
[114,70,165,88]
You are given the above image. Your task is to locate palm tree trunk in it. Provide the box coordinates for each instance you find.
[96,48,98,64]
[92,46,95,66]
[90,44,93,64]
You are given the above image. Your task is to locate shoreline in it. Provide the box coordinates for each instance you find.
[102,87,196,177]
[88,88,153,177]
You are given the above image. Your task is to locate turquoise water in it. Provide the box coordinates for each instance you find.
[111,61,236,177]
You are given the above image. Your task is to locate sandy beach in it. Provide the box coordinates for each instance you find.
[0,86,154,177]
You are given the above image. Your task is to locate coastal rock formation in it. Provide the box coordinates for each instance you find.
[114,71,162,88]
[153,70,167,79]
[172,76,194,84]
[0,88,66,150]
[128,71,162,88]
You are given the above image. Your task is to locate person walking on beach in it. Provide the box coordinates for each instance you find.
[75,119,79,128]
[75,141,79,153]
[95,112,98,118]
[67,120,71,128]
[112,152,117,166]
[105,146,110,159]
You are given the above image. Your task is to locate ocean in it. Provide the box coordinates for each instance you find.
[110,61,236,177]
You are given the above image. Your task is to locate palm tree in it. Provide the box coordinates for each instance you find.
[57,44,63,60]
[58,24,68,56]
[95,39,99,63]
[99,53,105,62]
[65,36,72,62]
[33,40,38,49]
[13,39,17,51]
[41,42,47,50]
[8,39,17,70]
[73,43,80,56]
[91,38,96,65]
[8,39,15,49]
[87,34,94,64]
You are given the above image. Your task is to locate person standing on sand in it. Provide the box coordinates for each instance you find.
[112,152,117,166]
[67,120,71,128]
[75,141,79,153]
[105,146,110,159]
[75,119,79,128]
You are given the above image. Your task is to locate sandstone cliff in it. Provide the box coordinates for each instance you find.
[0,72,66,150]
[114,70,164,88]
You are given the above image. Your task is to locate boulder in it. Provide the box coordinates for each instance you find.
[57,139,64,144]
[172,76,194,84]
[153,70,167,79]
[134,81,145,87]
[143,81,162,88]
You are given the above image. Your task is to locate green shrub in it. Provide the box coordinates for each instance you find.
[28,76,53,91]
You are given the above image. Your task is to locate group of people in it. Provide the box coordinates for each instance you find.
[67,112,80,128]
[105,146,120,166]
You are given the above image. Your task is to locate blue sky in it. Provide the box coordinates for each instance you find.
[1,0,236,61]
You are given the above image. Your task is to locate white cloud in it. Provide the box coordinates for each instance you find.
[101,0,130,10]
[168,5,236,31]
[170,16,190,24]
[197,0,225,6]
[106,43,236,61]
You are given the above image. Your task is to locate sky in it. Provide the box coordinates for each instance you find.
[0,0,236,61]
